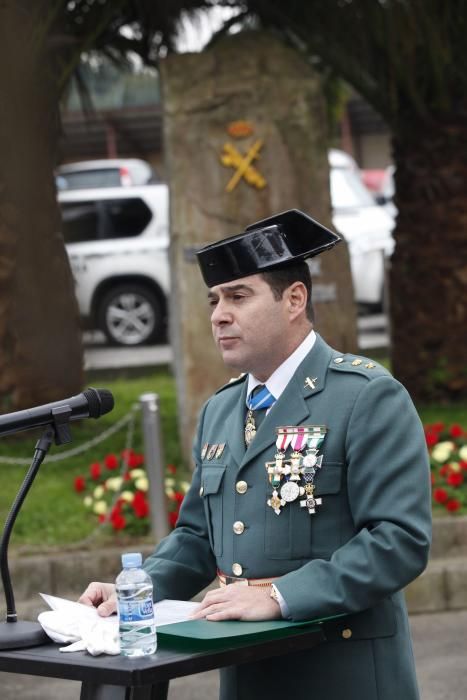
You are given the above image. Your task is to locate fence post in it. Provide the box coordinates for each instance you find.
[139,393,169,541]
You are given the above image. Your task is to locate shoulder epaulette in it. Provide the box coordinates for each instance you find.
[329,353,389,379]
[215,373,248,394]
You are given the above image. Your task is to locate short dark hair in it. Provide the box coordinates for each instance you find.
[262,261,314,322]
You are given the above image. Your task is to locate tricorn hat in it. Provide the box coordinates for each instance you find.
[196,209,341,288]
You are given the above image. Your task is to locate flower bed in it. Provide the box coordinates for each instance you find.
[426,423,467,514]
[73,449,190,535]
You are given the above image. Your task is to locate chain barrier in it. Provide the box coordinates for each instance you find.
[0,404,141,466]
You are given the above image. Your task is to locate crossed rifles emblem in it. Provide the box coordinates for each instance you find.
[220,121,267,192]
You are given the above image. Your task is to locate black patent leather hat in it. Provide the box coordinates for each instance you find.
[195,209,341,287]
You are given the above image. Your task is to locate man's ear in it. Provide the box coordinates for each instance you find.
[286,282,308,319]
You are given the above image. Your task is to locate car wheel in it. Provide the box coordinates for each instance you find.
[97,284,164,346]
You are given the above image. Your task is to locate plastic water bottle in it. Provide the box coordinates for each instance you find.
[116,552,157,656]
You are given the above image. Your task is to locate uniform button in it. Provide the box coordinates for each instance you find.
[233,521,245,535]
[232,563,243,576]
[236,481,248,494]
[334,357,344,364]
[342,628,352,639]
[199,486,204,496]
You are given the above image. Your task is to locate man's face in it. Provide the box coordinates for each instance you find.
[208,274,294,381]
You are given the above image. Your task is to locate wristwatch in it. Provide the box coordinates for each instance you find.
[270,584,280,605]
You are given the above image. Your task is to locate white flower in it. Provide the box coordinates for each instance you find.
[459,445,467,461]
[93,500,108,515]
[165,477,176,487]
[129,469,145,479]
[106,477,123,492]
[83,496,93,508]
[121,490,134,502]
[93,485,105,499]
[180,481,191,493]
[165,486,175,499]
[135,477,149,492]
[432,441,455,463]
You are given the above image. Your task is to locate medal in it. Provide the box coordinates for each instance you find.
[244,409,256,446]
[280,480,305,503]
[267,489,286,515]
[300,484,322,514]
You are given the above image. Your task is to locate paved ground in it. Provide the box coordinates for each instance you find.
[0,609,465,699]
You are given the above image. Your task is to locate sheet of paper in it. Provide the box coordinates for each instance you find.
[39,593,198,628]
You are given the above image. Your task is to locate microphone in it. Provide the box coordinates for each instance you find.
[0,388,114,437]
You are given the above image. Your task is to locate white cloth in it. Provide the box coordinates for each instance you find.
[38,593,199,655]
[38,598,119,655]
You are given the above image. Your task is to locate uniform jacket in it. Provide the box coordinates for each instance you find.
[144,334,432,700]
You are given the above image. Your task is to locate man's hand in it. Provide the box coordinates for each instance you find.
[191,584,282,622]
[78,582,117,617]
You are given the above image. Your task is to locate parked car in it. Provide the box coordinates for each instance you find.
[56,159,156,191]
[59,185,169,346]
[328,149,395,309]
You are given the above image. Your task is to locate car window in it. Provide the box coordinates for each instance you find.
[330,169,376,210]
[58,169,123,190]
[60,198,152,243]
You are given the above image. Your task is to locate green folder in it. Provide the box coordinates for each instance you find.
[157,614,342,649]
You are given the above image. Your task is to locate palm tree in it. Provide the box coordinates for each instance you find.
[222,0,467,399]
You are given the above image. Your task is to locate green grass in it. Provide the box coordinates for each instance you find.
[0,363,466,551]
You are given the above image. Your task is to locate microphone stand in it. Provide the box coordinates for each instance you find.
[0,406,72,649]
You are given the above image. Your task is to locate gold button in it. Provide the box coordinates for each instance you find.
[334,357,344,364]
[233,521,245,535]
[199,486,204,496]
[365,362,376,369]
[342,628,352,639]
[232,563,243,576]
[351,359,362,366]
[236,481,248,494]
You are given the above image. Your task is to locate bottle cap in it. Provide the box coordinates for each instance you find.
[121,552,142,568]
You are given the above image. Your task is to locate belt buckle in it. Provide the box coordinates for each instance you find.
[224,575,249,586]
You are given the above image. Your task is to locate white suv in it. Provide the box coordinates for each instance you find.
[59,185,169,346]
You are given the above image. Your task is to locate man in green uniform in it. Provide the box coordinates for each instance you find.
[81,210,431,700]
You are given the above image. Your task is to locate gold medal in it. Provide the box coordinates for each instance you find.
[267,489,286,515]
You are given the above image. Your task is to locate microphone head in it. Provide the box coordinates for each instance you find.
[84,388,115,418]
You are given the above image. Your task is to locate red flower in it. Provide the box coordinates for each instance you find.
[431,422,445,433]
[127,453,144,469]
[439,465,449,477]
[98,514,106,524]
[430,473,436,486]
[168,511,179,528]
[74,476,86,492]
[446,499,461,512]
[167,464,177,475]
[104,454,119,470]
[450,424,464,438]
[447,472,463,488]
[133,491,149,518]
[425,432,438,448]
[90,462,101,480]
[460,461,467,472]
[111,513,126,530]
[174,491,185,505]
[433,488,448,504]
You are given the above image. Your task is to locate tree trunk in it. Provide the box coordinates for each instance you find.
[0,1,84,412]
[390,116,467,401]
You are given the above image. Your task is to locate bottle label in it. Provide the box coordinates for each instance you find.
[119,598,154,622]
